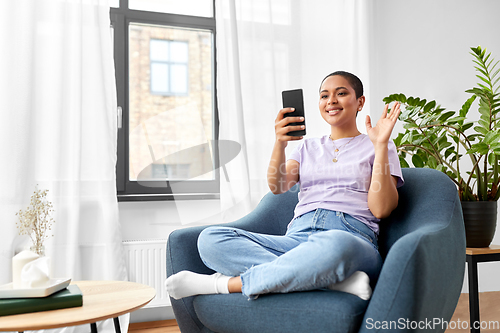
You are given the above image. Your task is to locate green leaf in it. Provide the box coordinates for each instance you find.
[474,66,490,79]
[393,133,404,146]
[471,46,482,56]
[466,87,484,95]
[403,122,419,130]
[423,100,437,113]
[477,83,491,92]
[383,94,399,104]
[479,100,492,112]
[484,131,500,145]
[477,74,493,90]
[438,111,455,122]
[488,152,496,165]
[440,141,452,150]
[468,133,483,141]
[412,154,425,168]
[468,143,490,155]
[399,157,410,168]
[460,95,477,118]
[478,119,490,129]
[460,122,474,132]
[427,155,438,169]
[475,126,489,135]
[409,97,421,106]
[401,132,410,144]
[445,147,456,159]
[447,116,467,124]
[491,62,500,76]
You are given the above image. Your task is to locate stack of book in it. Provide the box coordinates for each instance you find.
[0,284,83,316]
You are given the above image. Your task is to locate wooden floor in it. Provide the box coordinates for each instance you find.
[445,291,500,332]
[129,320,181,333]
[129,291,500,333]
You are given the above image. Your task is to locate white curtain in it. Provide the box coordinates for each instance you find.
[216,0,371,221]
[0,0,127,332]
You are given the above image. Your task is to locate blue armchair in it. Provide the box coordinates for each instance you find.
[166,168,466,332]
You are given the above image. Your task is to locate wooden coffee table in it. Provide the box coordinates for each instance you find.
[0,280,156,333]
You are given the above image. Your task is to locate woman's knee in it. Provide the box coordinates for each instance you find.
[308,230,379,266]
[309,230,356,250]
[198,227,236,261]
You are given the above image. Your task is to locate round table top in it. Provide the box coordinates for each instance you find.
[0,280,156,331]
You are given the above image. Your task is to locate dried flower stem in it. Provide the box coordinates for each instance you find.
[16,186,55,256]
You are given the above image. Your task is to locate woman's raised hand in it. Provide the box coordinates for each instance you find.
[275,108,305,145]
[365,102,401,147]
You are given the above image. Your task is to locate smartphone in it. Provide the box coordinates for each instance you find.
[282,89,306,136]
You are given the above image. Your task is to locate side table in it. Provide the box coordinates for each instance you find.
[0,280,156,333]
[466,245,500,333]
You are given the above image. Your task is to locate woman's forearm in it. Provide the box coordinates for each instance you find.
[368,144,399,219]
[267,141,288,194]
[269,108,303,194]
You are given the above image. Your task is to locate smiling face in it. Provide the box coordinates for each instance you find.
[319,75,365,137]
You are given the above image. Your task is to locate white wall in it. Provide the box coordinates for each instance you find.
[122,0,500,321]
[369,0,500,293]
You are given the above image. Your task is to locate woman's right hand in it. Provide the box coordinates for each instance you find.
[268,108,302,194]
[275,108,305,145]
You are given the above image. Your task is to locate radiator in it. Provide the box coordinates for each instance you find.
[122,240,170,307]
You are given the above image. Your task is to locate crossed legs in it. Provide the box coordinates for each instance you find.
[166,226,382,300]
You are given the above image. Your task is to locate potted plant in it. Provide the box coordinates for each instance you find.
[384,46,500,247]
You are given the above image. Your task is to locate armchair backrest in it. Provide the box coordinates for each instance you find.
[377,168,464,259]
[238,185,299,236]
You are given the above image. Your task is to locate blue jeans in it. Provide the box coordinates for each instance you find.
[198,209,382,298]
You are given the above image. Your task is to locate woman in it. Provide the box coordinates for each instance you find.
[166,71,404,301]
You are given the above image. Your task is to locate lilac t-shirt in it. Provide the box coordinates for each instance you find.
[288,134,404,234]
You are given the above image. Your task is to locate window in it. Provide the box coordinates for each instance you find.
[150,39,189,95]
[111,0,218,201]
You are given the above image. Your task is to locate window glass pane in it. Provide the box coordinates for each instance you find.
[151,63,169,93]
[129,0,213,18]
[128,23,214,182]
[110,0,119,8]
[170,64,188,94]
[170,41,188,63]
[150,39,169,61]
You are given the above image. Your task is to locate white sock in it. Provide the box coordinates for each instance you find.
[328,271,372,300]
[165,271,231,300]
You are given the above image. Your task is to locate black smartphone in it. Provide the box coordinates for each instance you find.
[282,89,306,136]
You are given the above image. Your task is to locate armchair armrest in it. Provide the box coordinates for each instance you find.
[166,186,298,333]
[360,168,466,332]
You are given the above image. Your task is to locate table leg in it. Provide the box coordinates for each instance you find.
[467,256,480,333]
[90,322,98,333]
[113,317,122,333]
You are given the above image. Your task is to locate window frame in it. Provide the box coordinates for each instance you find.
[111,0,219,202]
